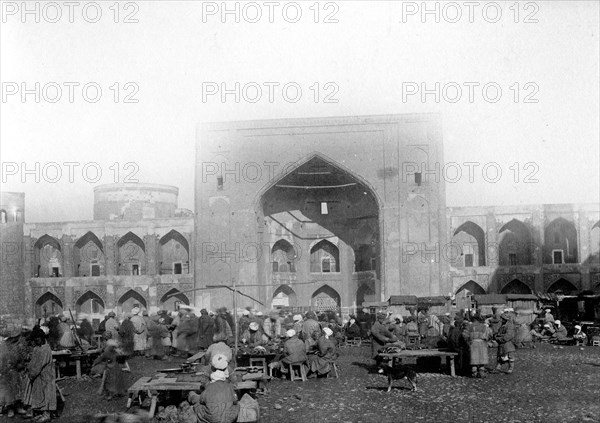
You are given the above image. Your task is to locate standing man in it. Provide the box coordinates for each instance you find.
[130,307,147,356]
[492,312,516,374]
[371,312,398,364]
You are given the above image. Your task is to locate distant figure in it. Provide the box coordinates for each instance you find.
[543,309,555,325]
[23,327,56,422]
[92,339,127,400]
[467,314,489,378]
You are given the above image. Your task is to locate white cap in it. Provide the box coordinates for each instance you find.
[256,311,263,316]
[249,322,259,331]
[323,327,333,337]
[555,320,561,326]
[242,310,250,316]
[575,325,581,330]
[293,314,302,322]
[286,329,296,337]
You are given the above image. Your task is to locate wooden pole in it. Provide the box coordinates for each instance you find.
[233,277,238,368]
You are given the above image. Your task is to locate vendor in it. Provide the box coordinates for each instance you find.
[551,320,568,341]
[241,322,268,348]
[543,309,555,325]
[191,354,239,423]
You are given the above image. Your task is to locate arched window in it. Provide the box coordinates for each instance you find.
[456,280,486,295]
[547,278,578,294]
[310,240,340,273]
[271,240,296,273]
[159,230,190,275]
[588,221,600,264]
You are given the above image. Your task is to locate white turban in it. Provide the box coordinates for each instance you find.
[249,322,259,331]
[323,327,333,338]
[210,369,228,382]
[242,310,250,316]
[555,320,561,326]
[286,329,296,338]
[211,353,229,370]
[575,325,581,330]
[545,309,551,313]
[256,311,263,317]
[293,314,302,322]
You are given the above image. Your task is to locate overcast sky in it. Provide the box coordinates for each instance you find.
[1,1,598,223]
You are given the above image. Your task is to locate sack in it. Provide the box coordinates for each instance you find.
[237,393,259,422]
[161,336,172,347]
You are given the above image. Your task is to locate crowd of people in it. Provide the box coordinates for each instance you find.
[1,303,591,422]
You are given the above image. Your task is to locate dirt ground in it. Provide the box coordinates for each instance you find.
[2,343,600,423]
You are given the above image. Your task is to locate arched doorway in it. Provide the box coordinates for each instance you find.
[272,285,297,308]
[35,292,63,319]
[311,284,341,312]
[257,153,381,308]
[499,219,533,265]
[159,288,190,311]
[117,289,147,315]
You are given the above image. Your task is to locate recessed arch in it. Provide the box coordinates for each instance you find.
[310,239,340,273]
[74,232,105,276]
[35,291,63,318]
[75,290,105,315]
[456,280,486,295]
[160,288,190,311]
[34,234,61,251]
[544,217,578,264]
[117,232,146,275]
[453,221,486,266]
[271,239,297,272]
[356,283,375,307]
[547,278,578,294]
[117,289,147,314]
[159,230,189,253]
[74,231,104,252]
[500,279,533,294]
[311,284,341,311]
[499,219,533,265]
[159,230,189,275]
[272,284,297,308]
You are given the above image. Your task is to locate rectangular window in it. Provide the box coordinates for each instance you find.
[91,263,100,276]
[272,261,279,272]
[464,254,474,267]
[217,176,223,190]
[173,262,182,274]
[288,261,295,272]
[370,258,377,270]
[52,267,59,277]
[553,250,563,264]
[415,172,422,186]
[509,253,517,266]
[322,258,331,272]
[321,202,328,215]
[174,301,181,311]
[132,264,139,275]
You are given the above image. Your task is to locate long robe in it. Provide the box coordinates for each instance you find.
[198,315,215,349]
[130,314,147,352]
[92,348,127,396]
[23,343,56,411]
[118,319,135,356]
[194,380,239,423]
[307,336,336,375]
[468,322,489,366]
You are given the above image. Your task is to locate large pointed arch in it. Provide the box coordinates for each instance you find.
[500,279,533,294]
[117,231,145,252]
[456,280,486,295]
[453,221,486,266]
[253,151,383,212]
[310,239,340,273]
[311,284,341,311]
[547,278,578,294]
[271,239,297,272]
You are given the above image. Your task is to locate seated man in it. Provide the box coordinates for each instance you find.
[241,322,268,348]
[573,325,587,345]
[190,354,239,423]
[345,318,361,339]
[307,327,337,377]
[268,329,307,375]
[551,320,568,341]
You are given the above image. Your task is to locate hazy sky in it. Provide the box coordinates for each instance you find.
[1,1,598,222]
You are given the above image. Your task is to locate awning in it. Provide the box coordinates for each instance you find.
[506,294,539,301]
[388,295,418,306]
[417,296,448,306]
[473,294,507,305]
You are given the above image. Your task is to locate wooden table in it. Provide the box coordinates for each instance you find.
[127,375,204,417]
[378,349,459,377]
[52,349,101,379]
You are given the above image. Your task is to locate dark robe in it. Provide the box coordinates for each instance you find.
[118,319,135,356]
